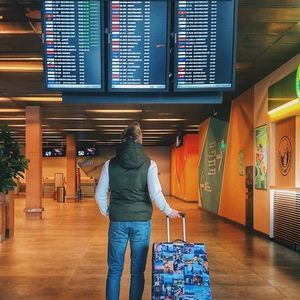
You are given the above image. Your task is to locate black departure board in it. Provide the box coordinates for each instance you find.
[108,0,169,92]
[42,0,103,91]
[174,0,235,91]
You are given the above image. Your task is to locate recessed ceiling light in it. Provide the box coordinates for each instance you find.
[0,57,42,61]
[42,132,60,134]
[8,124,26,127]
[13,97,62,102]
[61,129,97,132]
[96,125,127,128]
[46,117,87,120]
[86,109,142,113]
[107,139,122,142]
[99,129,123,132]
[0,64,43,72]
[0,117,25,120]
[0,109,25,113]
[143,132,175,135]
[77,139,98,142]
[185,125,199,128]
[143,129,177,132]
[99,132,122,135]
[43,142,66,144]
[91,118,134,121]
[0,97,11,102]
[143,118,186,121]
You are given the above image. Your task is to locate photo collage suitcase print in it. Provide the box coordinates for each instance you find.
[152,242,212,300]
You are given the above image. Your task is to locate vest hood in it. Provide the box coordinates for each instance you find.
[115,141,149,169]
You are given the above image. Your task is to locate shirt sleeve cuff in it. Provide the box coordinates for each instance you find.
[164,206,172,216]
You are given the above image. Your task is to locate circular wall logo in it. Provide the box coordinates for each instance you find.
[278,136,292,176]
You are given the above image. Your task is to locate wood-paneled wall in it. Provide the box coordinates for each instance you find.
[170,134,200,202]
[219,88,254,224]
[275,117,295,187]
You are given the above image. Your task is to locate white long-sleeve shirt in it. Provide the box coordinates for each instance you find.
[95,160,172,218]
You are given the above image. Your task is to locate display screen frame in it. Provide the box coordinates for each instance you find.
[107,0,171,93]
[173,0,237,92]
[41,0,237,98]
[42,147,66,157]
[41,0,105,92]
[76,146,98,157]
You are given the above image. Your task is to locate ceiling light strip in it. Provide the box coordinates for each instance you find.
[86,109,142,113]
[46,117,87,120]
[0,109,25,113]
[13,97,62,102]
[143,118,186,121]
[92,118,134,121]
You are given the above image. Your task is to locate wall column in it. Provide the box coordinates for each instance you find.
[66,135,76,199]
[25,106,43,219]
[296,116,300,188]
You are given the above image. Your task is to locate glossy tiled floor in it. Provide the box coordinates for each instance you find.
[0,197,299,300]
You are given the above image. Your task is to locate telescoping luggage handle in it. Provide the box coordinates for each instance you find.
[166,212,186,242]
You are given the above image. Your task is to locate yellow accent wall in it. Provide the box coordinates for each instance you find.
[219,88,254,224]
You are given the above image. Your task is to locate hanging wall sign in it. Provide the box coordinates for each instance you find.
[278,136,292,176]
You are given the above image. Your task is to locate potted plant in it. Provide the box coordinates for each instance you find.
[0,125,29,242]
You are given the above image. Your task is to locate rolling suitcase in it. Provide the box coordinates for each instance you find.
[152,213,212,300]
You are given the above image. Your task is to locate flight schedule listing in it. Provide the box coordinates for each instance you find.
[109,0,168,91]
[43,0,102,90]
[174,0,235,91]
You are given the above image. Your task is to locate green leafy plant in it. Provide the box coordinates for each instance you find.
[0,125,29,194]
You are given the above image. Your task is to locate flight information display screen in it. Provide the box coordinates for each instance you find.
[174,0,235,91]
[108,0,169,92]
[42,0,103,91]
[42,148,66,157]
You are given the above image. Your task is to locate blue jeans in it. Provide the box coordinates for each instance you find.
[106,221,151,300]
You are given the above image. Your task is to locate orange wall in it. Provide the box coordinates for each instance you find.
[183,135,199,201]
[219,88,254,224]
[171,89,254,225]
[170,134,199,202]
[171,145,184,199]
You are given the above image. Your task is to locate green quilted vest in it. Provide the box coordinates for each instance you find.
[108,141,153,221]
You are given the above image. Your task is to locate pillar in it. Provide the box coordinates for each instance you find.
[295,116,300,187]
[25,106,43,219]
[66,135,76,199]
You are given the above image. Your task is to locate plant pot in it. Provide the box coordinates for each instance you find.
[5,192,14,238]
[0,193,6,242]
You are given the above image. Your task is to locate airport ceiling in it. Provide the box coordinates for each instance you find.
[0,0,299,147]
